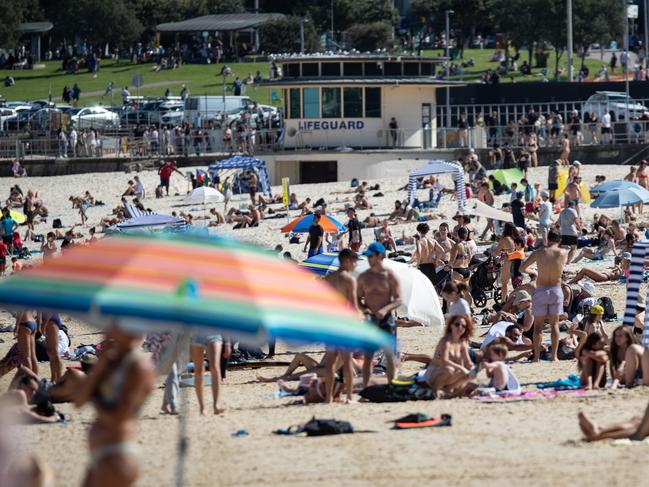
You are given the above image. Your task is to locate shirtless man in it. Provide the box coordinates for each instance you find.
[560,133,570,162]
[247,171,258,204]
[323,249,359,403]
[520,230,568,361]
[434,222,455,288]
[564,176,582,216]
[410,223,446,285]
[357,242,403,386]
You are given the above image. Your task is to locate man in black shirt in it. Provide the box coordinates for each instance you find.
[346,208,362,252]
[304,212,324,257]
[511,191,526,230]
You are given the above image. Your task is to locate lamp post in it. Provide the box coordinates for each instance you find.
[624,0,630,126]
[567,0,574,81]
[445,9,454,132]
[300,18,309,53]
[221,65,231,129]
[645,0,649,65]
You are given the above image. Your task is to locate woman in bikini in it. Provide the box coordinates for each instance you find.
[567,254,630,285]
[576,331,608,389]
[43,313,65,383]
[449,227,472,285]
[422,314,475,397]
[572,229,617,263]
[376,221,397,251]
[609,326,644,389]
[493,222,518,301]
[15,310,38,374]
[75,324,154,487]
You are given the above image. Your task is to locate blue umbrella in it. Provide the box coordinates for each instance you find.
[590,187,649,208]
[591,180,643,197]
[299,252,340,276]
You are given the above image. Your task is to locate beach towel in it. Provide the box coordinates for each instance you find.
[611,438,649,446]
[393,413,452,430]
[535,374,581,390]
[472,388,592,402]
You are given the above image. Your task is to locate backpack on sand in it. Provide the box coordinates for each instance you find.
[303,417,353,436]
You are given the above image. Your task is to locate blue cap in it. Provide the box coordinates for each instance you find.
[363,242,386,256]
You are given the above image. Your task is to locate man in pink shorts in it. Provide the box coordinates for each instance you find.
[520,230,568,361]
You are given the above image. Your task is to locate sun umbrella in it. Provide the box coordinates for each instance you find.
[281,213,346,233]
[491,168,524,188]
[0,232,391,352]
[590,180,643,197]
[9,210,25,225]
[300,254,443,327]
[299,252,340,276]
[182,186,224,205]
[590,187,649,208]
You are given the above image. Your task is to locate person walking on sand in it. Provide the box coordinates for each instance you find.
[410,223,446,286]
[559,200,581,263]
[357,242,402,386]
[560,133,570,162]
[303,212,324,257]
[519,230,568,362]
[323,249,359,403]
[158,160,182,196]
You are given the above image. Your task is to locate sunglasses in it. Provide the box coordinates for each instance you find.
[452,322,467,328]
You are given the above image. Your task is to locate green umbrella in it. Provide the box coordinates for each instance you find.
[491,168,524,188]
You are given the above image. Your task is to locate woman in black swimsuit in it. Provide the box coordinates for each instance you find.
[450,227,472,284]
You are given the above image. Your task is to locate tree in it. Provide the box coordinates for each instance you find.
[346,21,393,52]
[183,0,245,18]
[0,0,43,49]
[573,0,623,70]
[259,16,318,54]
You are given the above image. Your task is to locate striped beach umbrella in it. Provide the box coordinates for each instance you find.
[299,252,340,276]
[0,233,391,352]
[281,213,346,233]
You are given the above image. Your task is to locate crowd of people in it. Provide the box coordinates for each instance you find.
[4,148,649,486]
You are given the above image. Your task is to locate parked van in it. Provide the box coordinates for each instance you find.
[183,96,253,126]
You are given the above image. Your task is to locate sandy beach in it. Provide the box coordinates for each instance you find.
[1,163,649,486]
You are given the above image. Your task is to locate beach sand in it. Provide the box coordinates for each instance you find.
[1,164,649,486]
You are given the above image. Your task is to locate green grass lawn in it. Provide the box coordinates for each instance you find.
[422,47,607,83]
[0,48,612,106]
[0,60,277,106]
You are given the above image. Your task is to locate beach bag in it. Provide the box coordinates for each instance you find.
[351,178,359,188]
[303,417,353,436]
[53,218,63,229]
[597,296,616,321]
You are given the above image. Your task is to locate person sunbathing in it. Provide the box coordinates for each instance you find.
[298,198,312,215]
[0,377,61,424]
[256,352,326,382]
[567,257,629,285]
[414,315,475,398]
[376,221,396,251]
[363,213,381,227]
[208,208,226,226]
[573,230,617,263]
[389,200,407,220]
[577,402,649,442]
[609,326,645,389]
[354,191,372,210]
[122,180,136,196]
[576,331,608,389]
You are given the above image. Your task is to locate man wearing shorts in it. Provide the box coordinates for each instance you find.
[158,160,181,196]
[559,200,581,263]
[520,230,568,362]
[247,171,258,204]
[357,242,402,386]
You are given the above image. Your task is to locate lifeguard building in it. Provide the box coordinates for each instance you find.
[260,53,460,184]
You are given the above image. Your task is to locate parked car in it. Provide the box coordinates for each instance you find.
[70,106,119,129]
[582,92,649,121]
[0,107,16,130]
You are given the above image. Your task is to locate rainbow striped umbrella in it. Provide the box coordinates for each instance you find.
[281,213,346,233]
[0,233,392,352]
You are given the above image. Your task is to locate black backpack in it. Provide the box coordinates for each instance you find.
[598,296,617,321]
[303,417,353,436]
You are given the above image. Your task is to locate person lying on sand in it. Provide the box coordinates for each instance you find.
[577,401,649,442]
[567,255,630,285]
[363,213,381,227]
[0,378,61,424]
[256,352,326,382]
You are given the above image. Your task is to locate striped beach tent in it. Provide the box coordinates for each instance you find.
[622,240,649,347]
[407,160,467,209]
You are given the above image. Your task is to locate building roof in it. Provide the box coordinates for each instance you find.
[260,78,463,87]
[157,13,285,33]
[18,22,54,34]
[274,53,448,62]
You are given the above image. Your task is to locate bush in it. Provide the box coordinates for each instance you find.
[346,22,393,52]
[259,16,318,54]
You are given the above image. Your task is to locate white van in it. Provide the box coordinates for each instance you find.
[183,96,253,126]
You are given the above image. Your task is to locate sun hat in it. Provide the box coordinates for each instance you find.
[540,190,549,198]
[572,160,581,166]
[590,305,604,315]
[513,290,532,305]
[578,281,596,296]
[363,242,386,256]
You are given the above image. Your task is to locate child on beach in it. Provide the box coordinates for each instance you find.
[576,331,608,389]
[480,343,521,393]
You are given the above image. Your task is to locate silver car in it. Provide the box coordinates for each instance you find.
[70,106,120,129]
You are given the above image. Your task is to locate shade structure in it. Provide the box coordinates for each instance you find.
[465,199,513,223]
[300,254,443,327]
[0,233,392,352]
[491,168,524,188]
[106,214,187,234]
[182,187,224,205]
[407,160,466,209]
[590,187,649,208]
[281,213,346,233]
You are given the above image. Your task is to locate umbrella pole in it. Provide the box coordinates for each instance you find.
[174,332,192,487]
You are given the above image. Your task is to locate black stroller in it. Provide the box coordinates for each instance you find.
[469,254,502,308]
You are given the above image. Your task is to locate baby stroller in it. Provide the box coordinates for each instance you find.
[469,254,502,308]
